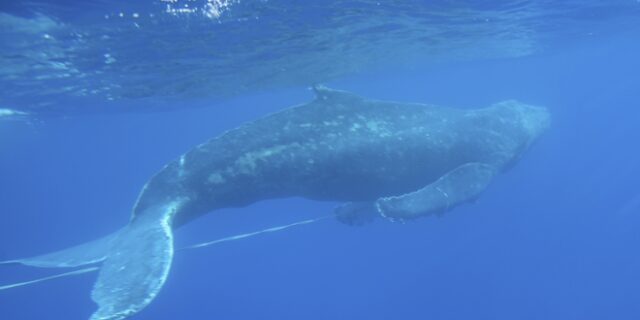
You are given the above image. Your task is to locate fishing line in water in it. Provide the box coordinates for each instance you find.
[181,215,331,250]
[0,215,331,291]
[0,266,99,291]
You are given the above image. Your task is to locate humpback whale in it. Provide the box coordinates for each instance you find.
[1,86,550,320]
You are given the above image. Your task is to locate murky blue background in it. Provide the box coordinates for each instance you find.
[1,1,639,319]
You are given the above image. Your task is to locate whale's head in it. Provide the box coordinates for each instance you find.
[467,100,550,168]
[488,100,551,145]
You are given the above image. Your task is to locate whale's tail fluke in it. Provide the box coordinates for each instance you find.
[1,201,180,320]
[1,230,122,269]
[89,209,175,320]
[1,206,329,319]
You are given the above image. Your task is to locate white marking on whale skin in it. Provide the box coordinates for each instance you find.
[232,144,292,175]
[178,155,186,177]
[207,172,225,185]
[365,120,393,137]
[435,186,450,211]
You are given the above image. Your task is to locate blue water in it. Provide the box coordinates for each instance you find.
[1,1,640,319]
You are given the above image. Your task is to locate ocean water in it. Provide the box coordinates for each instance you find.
[1,1,639,319]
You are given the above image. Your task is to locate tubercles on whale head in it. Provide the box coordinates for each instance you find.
[514,103,550,141]
[489,100,551,143]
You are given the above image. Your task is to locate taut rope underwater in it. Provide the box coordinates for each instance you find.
[0,215,330,291]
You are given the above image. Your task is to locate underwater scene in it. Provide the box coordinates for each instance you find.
[1,1,639,319]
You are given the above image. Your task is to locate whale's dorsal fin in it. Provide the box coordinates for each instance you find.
[312,85,364,104]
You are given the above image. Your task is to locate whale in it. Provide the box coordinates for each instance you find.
[1,86,550,320]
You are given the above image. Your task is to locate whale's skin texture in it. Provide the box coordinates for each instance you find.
[133,86,550,226]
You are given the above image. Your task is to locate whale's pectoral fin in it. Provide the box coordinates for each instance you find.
[376,163,498,221]
[334,202,378,226]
